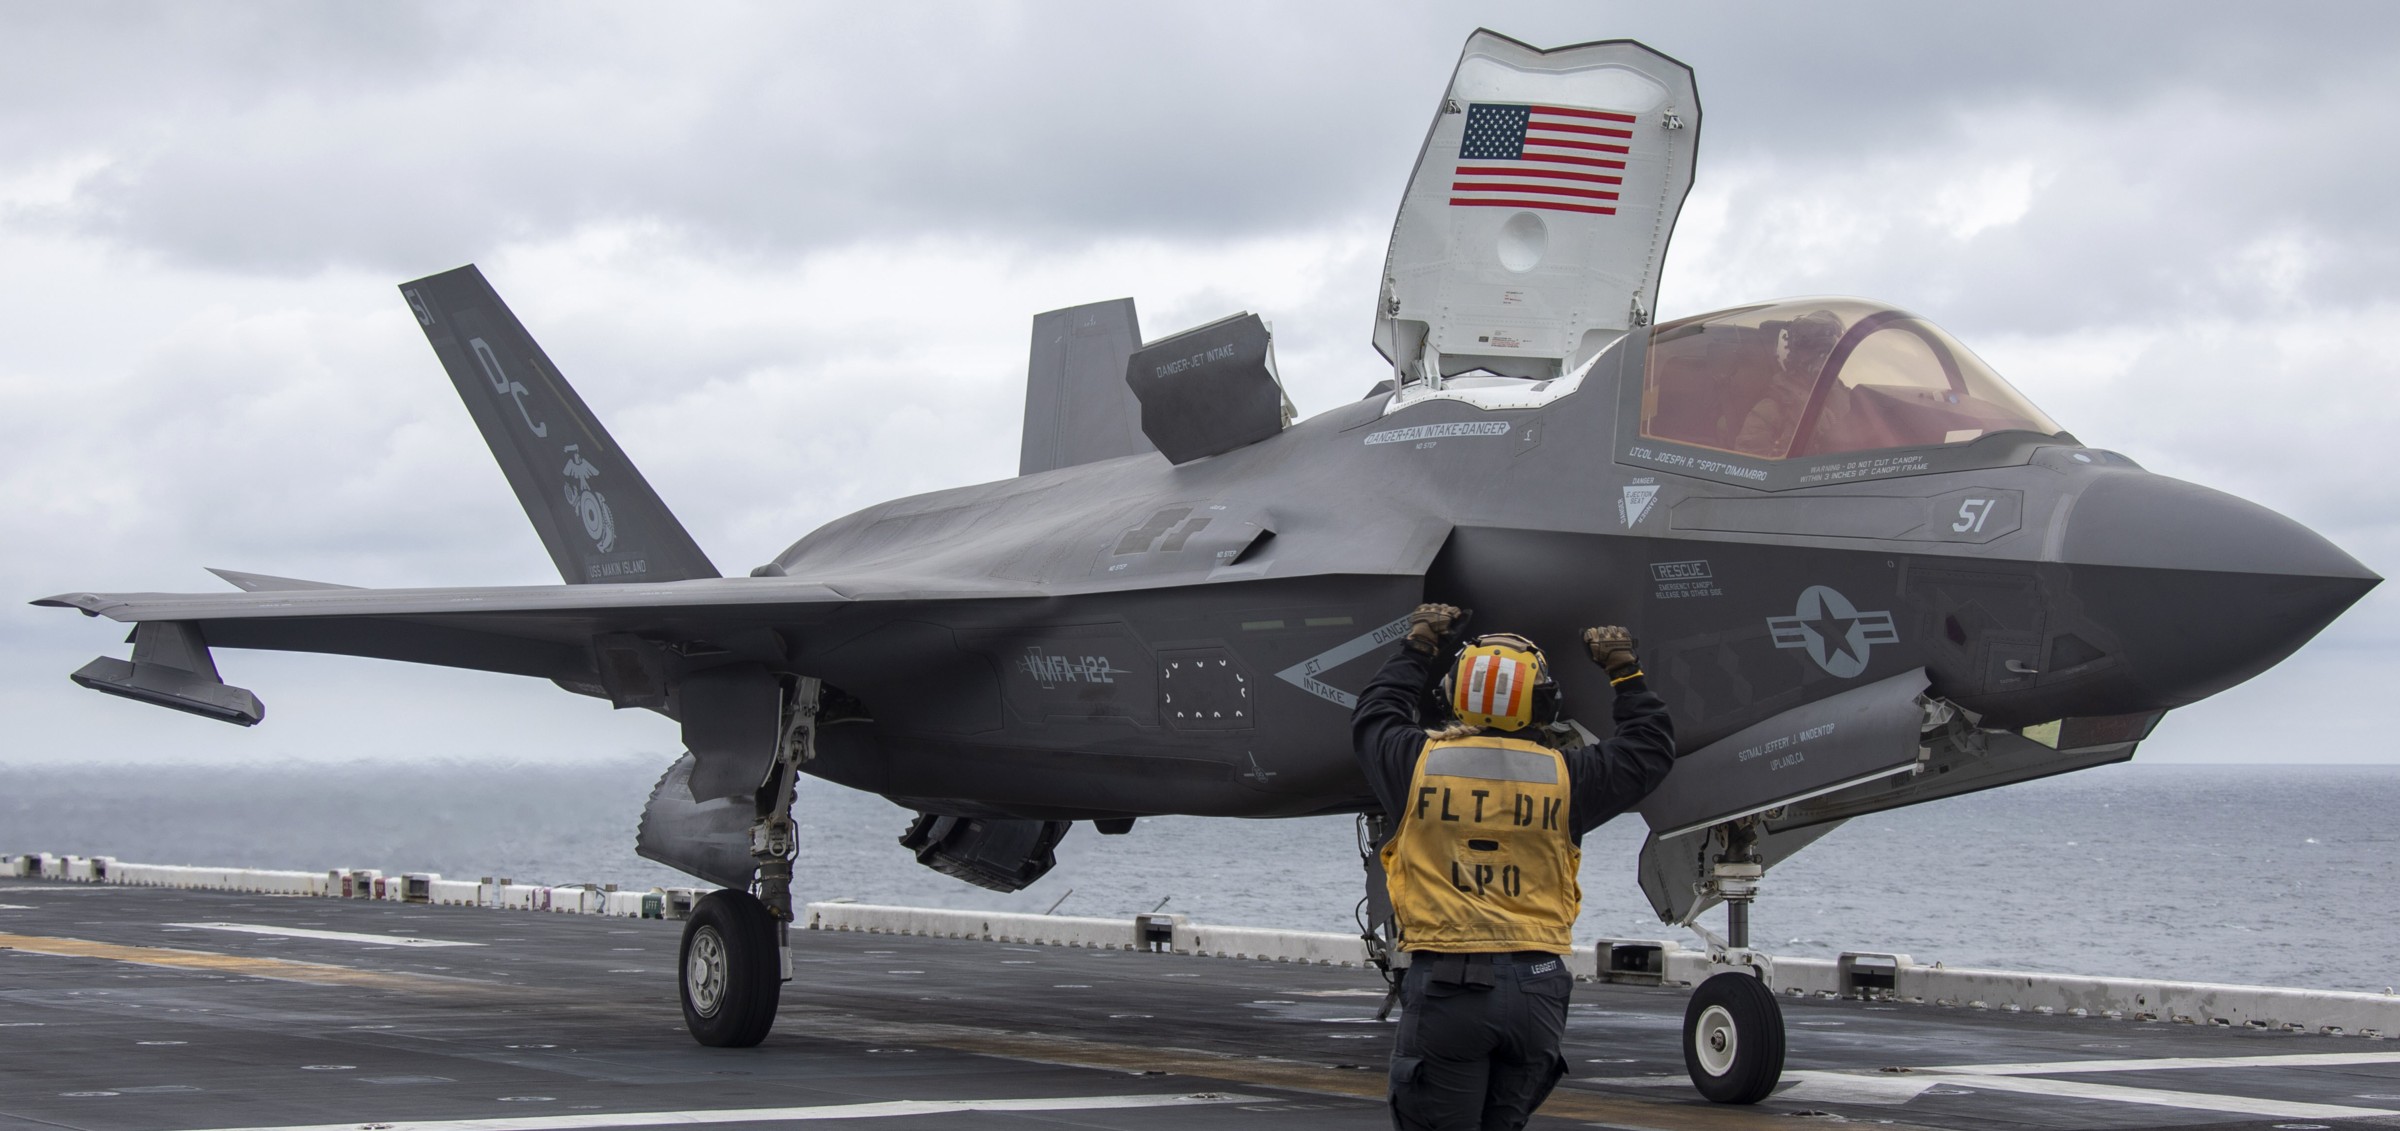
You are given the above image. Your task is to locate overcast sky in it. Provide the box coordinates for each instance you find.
[4,1,2396,768]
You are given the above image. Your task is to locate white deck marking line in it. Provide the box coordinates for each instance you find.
[1770,1071,1941,1106]
[1920,1072,2400,1120]
[161,1091,1264,1131]
[1916,1050,2400,1075]
[166,923,482,948]
[1625,1064,2400,1120]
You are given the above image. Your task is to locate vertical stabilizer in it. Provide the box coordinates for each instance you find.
[1019,298,1153,476]
[400,266,719,584]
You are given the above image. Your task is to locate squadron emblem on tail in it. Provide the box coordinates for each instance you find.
[562,445,616,553]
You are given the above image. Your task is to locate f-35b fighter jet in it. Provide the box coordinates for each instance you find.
[38,31,2375,1102]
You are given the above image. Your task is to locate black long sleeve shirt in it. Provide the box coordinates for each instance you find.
[1349,645,1678,844]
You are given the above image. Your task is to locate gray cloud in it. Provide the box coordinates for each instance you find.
[13,2,2397,284]
[3,2,2394,766]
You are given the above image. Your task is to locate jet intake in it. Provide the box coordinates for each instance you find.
[898,812,1070,893]
[70,620,263,726]
[1125,313,1294,464]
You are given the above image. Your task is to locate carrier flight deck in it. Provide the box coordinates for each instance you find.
[7,875,2400,1131]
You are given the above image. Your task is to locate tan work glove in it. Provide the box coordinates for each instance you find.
[1583,626,1640,679]
[1405,603,1464,655]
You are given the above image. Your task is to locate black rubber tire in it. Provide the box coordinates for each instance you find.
[679,889,782,1047]
[1682,970,1785,1104]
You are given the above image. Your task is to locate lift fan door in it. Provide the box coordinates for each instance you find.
[635,752,757,890]
[1375,32,1700,380]
[1639,668,1931,840]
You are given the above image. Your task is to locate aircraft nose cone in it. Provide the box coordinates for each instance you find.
[2062,472,2377,707]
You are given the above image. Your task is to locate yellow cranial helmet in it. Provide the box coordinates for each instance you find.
[1446,633,1557,732]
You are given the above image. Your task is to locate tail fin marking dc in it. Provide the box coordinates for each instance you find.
[400,265,719,585]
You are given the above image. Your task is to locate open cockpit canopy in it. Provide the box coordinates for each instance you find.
[1640,298,2062,463]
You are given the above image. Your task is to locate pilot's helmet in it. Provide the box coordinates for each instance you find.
[1779,309,1845,378]
[1444,633,1560,732]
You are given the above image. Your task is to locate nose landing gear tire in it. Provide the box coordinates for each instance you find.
[1683,970,1785,1104]
[679,889,781,1047]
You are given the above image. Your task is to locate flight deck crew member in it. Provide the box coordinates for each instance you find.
[1352,604,1676,1131]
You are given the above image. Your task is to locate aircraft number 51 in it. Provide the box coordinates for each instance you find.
[1953,498,1997,533]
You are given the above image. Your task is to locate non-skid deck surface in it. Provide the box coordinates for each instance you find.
[4,881,2397,1130]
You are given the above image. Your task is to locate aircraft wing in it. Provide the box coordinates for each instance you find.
[32,577,870,718]
[34,577,856,675]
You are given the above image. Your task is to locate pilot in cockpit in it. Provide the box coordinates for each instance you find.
[1728,309,1850,459]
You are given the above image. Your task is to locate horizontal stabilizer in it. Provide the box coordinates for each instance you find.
[1020,299,1154,475]
[208,568,359,593]
[400,265,719,585]
[68,621,262,726]
[1639,668,1930,840]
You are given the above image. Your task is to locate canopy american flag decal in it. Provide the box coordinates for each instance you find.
[1451,102,1634,216]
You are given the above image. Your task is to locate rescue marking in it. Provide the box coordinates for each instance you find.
[1274,615,1412,708]
[165,922,482,948]
[1766,585,1899,679]
[152,1093,1268,1131]
[1649,559,1721,600]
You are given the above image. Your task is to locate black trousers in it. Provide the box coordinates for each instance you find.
[1388,951,1572,1131]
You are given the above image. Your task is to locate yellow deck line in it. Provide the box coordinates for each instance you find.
[0,931,465,990]
[1,932,1916,1129]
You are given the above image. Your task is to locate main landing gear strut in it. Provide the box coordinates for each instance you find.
[679,677,818,1047]
[1682,817,1786,1104]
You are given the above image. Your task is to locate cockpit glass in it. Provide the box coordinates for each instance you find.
[1639,298,2061,461]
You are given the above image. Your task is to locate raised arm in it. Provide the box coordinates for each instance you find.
[1349,603,1458,817]
[1566,626,1678,837]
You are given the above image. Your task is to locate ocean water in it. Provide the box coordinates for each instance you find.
[4,760,2394,994]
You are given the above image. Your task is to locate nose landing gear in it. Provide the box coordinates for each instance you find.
[1681,817,1787,1104]
[1684,970,1785,1104]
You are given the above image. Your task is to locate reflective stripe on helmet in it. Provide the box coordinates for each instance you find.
[1449,637,1551,731]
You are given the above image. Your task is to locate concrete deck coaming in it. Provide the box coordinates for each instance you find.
[2,881,2396,1130]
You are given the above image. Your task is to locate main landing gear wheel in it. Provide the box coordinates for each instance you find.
[680,889,781,1047]
[1683,971,1785,1104]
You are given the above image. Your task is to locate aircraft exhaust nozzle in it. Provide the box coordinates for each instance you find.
[2062,473,2378,708]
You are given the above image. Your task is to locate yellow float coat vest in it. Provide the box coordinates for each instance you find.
[1380,734,1580,954]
